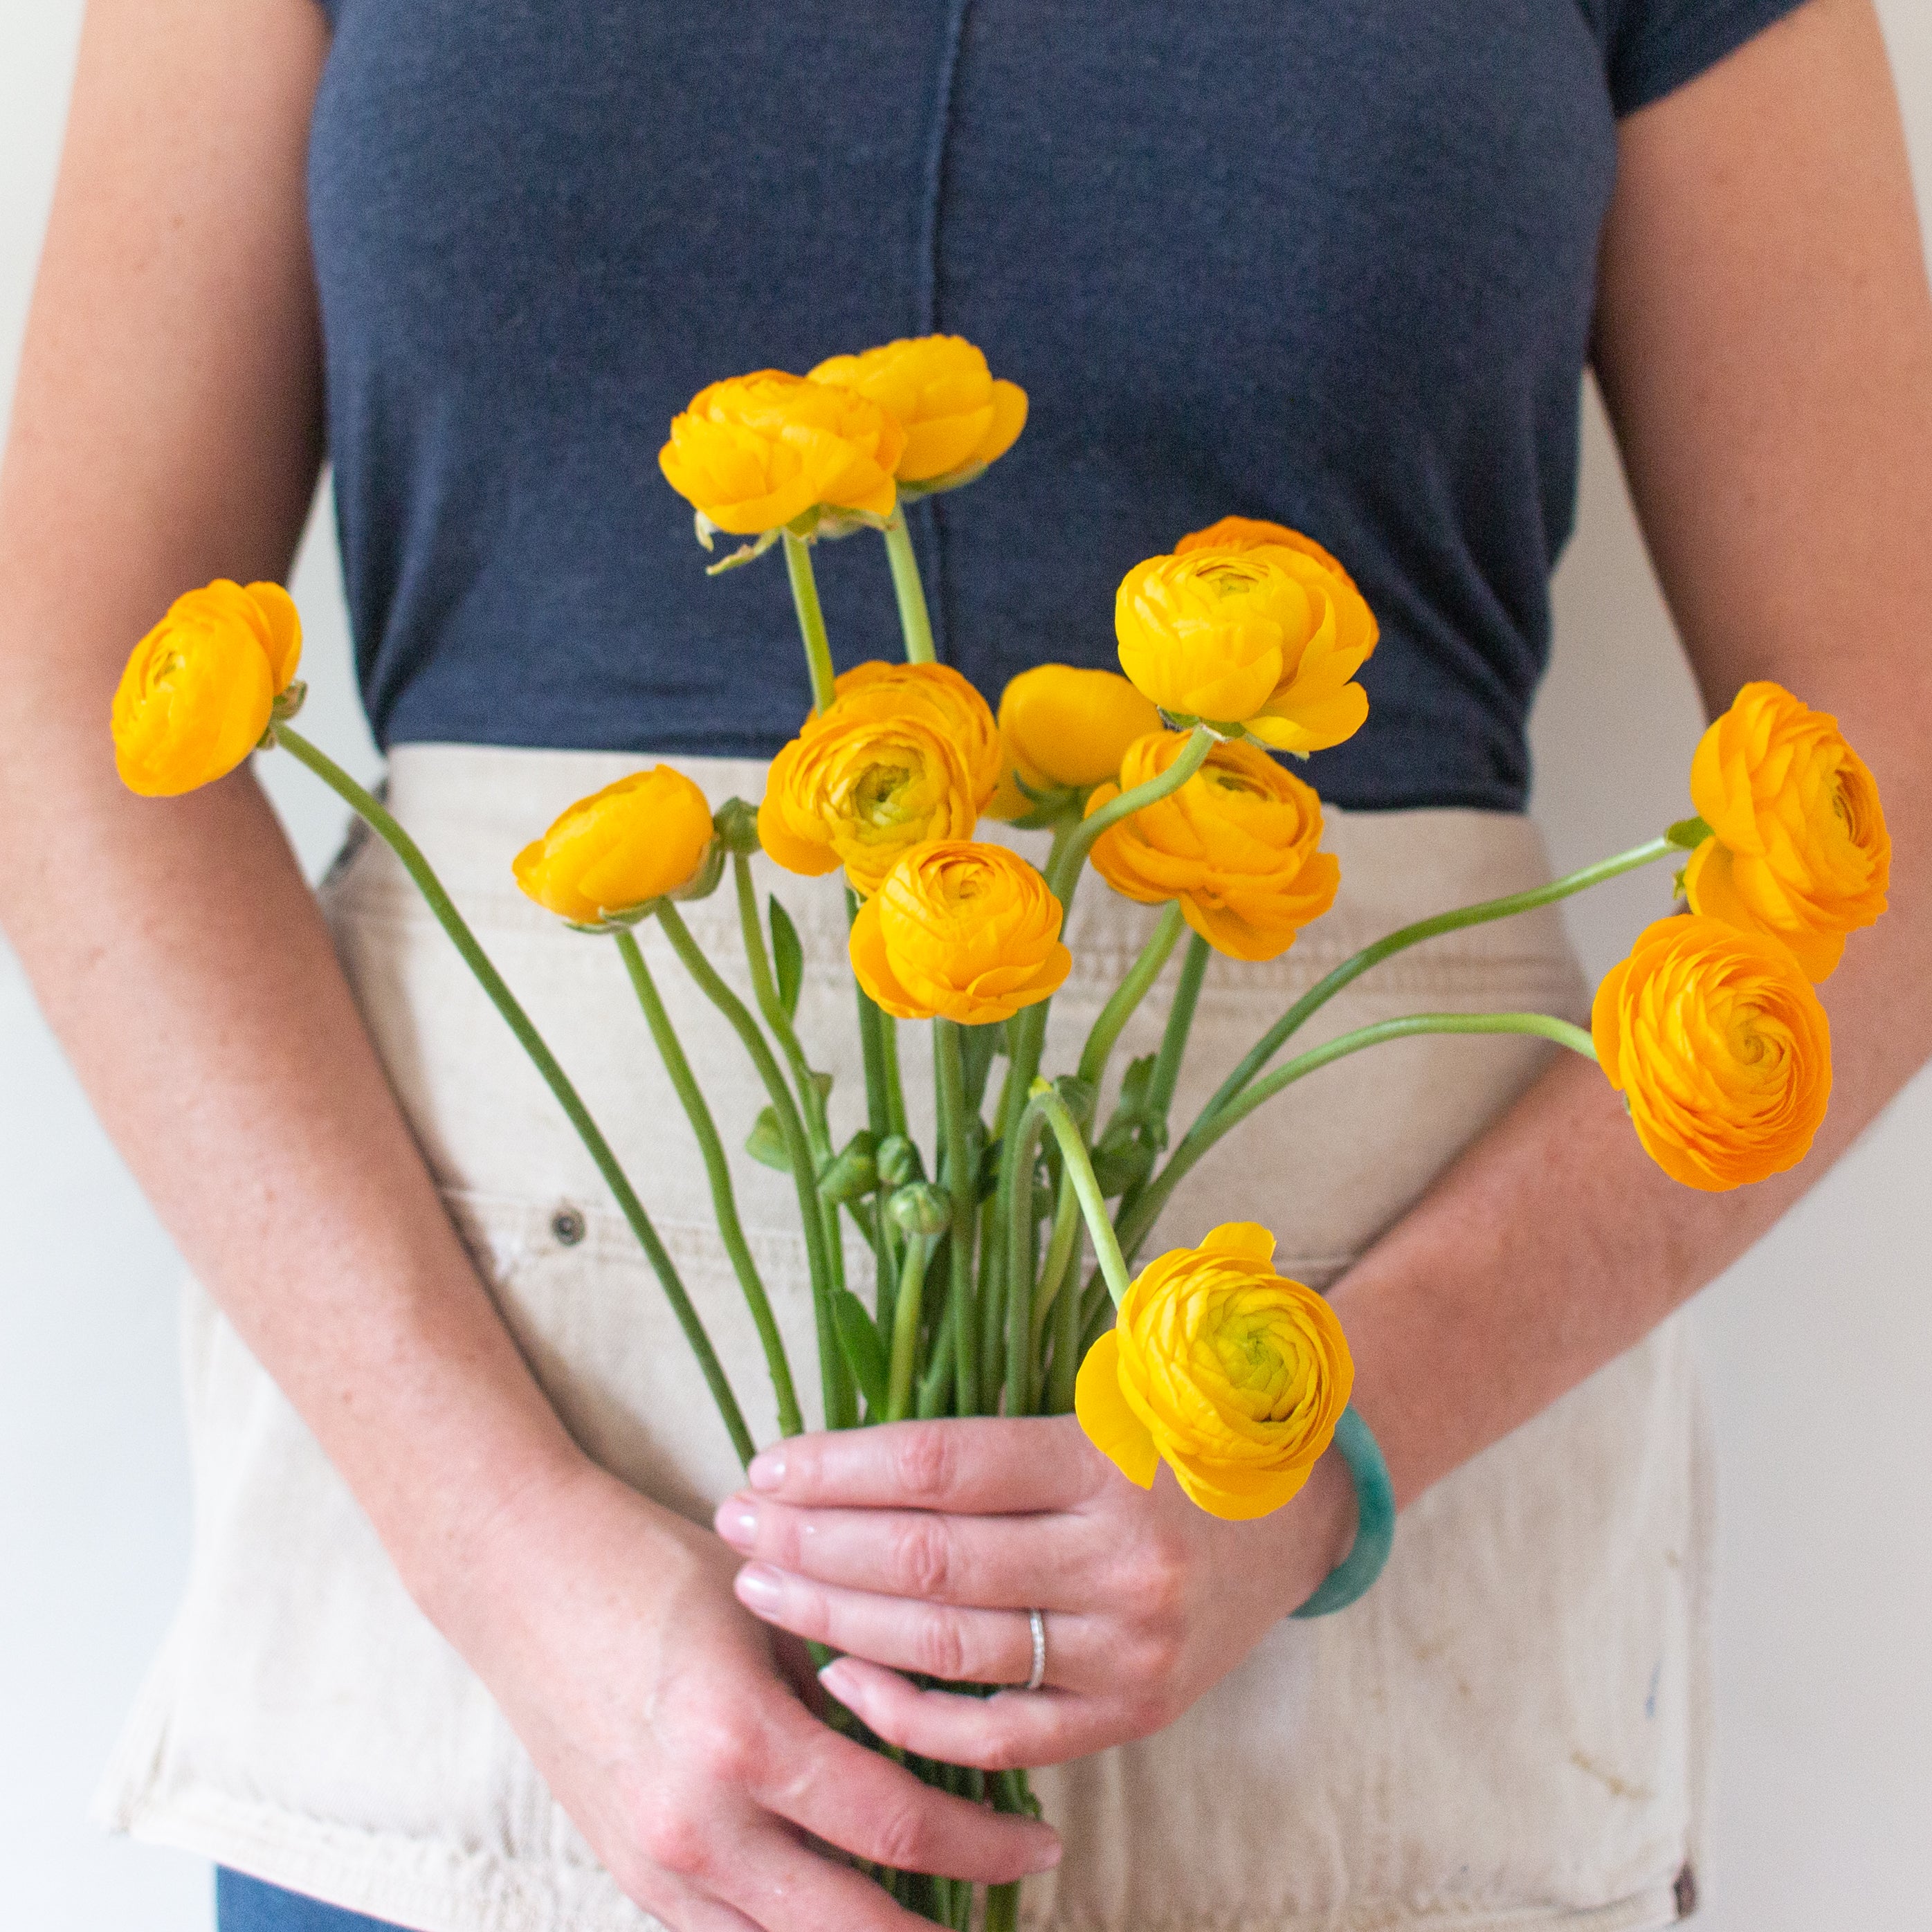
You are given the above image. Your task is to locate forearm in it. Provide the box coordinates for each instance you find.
[1330,818,1932,1509]
[0,677,602,1610]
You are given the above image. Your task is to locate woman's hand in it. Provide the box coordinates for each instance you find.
[713,1417,1356,1771]
[436,1454,1062,1931]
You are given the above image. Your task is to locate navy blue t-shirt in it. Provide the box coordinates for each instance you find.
[308,0,1807,810]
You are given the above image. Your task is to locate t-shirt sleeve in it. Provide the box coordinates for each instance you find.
[1605,0,1814,118]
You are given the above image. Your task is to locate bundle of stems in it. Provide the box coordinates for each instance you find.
[266,515,1676,1932]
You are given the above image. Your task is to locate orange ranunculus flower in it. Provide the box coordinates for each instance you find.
[1075,1221,1352,1521]
[849,841,1070,1023]
[513,766,718,927]
[1084,732,1340,962]
[1114,543,1377,754]
[1175,516,1358,591]
[985,664,1163,821]
[1592,914,1832,1192]
[111,579,302,797]
[657,371,906,536]
[808,335,1027,486]
[821,661,1001,813]
[758,711,981,896]
[1682,681,1889,983]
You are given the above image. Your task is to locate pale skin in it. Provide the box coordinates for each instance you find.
[0,2,1927,1929]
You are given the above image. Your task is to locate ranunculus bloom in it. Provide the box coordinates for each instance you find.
[111,579,302,797]
[513,767,716,926]
[848,841,1071,1023]
[1592,914,1832,1192]
[1085,732,1340,961]
[1175,516,1358,590]
[986,664,1162,821]
[808,335,1027,485]
[1075,1221,1352,1521]
[1115,544,1377,754]
[821,662,1001,814]
[1682,681,1889,983]
[759,713,981,896]
[658,371,906,536]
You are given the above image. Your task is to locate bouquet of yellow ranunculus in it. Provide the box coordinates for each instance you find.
[111,332,1890,1930]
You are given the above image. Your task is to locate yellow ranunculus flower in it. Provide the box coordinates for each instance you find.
[758,712,981,896]
[1682,681,1889,983]
[657,371,906,536]
[823,662,1001,813]
[848,840,1071,1023]
[1085,732,1340,962]
[808,335,1027,486]
[111,579,302,797]
[1175,515,1358,590]
[513,766,716,927]
[1592,914,1832,1192]
[1115,543,1377,754]
[1075,1221,1352,1521]
[985,664,1162,821]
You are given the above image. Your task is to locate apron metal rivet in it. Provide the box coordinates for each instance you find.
[549,1205,587,1247]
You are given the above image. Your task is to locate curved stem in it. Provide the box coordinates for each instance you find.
[783,531,837,714]
[881,508,938,664]
[655,902,857,1430]
[1191,835,1672,1135]
[614,931,803,1439]
[733,855,830,1159]
[1044,724,1214,909]
[1115,1012,1600,1265]
[1030,1082,1134,1310]
[274,727,755,1466]
[933,1019,982,1416]
[1076,900,1185,1092]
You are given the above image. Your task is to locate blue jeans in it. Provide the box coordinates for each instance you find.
[216,1870,410,1931]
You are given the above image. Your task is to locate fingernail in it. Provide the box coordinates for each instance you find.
[714,1499,759,1549]
[818,1657,862,1705]
[734,1562,783,1610]
[747,1448,786,1491]
[1029,1835,1064,1872]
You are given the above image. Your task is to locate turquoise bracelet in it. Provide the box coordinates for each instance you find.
[1289,1407,1395,1619]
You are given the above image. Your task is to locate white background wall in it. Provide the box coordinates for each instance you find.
[3,4,1929,1928]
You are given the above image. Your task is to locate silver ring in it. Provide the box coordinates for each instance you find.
[1023,1607,1048,1691]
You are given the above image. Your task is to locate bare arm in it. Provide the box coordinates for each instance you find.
[0,2,1056,1918]
[717,0,1932,1773]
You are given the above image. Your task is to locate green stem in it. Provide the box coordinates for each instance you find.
[886,1237,933,1422]
[1030,1080,1134,1309]
[1076,900,1185,1091]
[915,1309,956,1418]
[847,886,908,1142]
[1046,1184,1088,1414]
[1002,1100,1052,1415]
[733,855,830,1158]
[882,508,938,665]
[613,932,803,1439]
[273,727,755,1465]
[1146,929,1210,1124]
[933,1019,982,1416]
[1044,724,1215,909]
[1192,835,1673,1134]
[655,902,857,1430]
[1115,1012,1601,1266]
[783,531,837,714]
[1034,1168,1085,1412]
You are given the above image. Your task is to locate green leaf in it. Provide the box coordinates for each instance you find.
[769,896,805,1019]
[744,1106,792,1172]
[1666,815,1713,852]
[832,1289,891,1415]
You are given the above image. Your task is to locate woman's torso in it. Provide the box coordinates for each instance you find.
[307,0,1650,809]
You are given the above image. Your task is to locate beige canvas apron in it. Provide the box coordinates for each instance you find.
[98,745,1709,1932]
